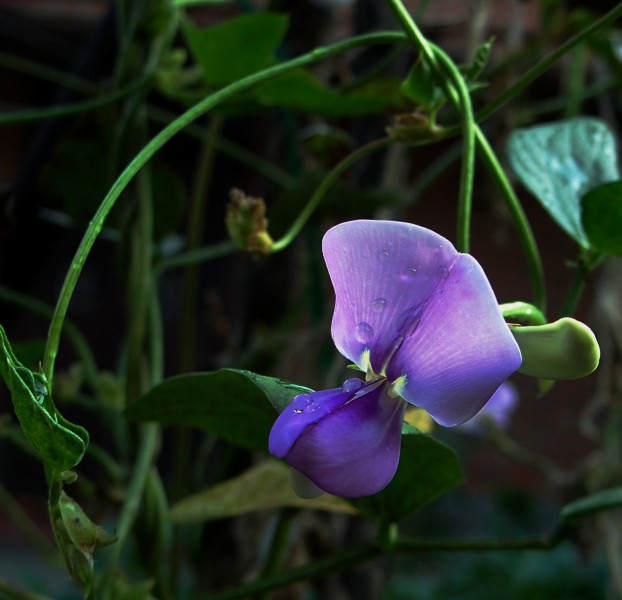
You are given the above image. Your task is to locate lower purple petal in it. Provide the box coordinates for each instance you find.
[274,379,405,498]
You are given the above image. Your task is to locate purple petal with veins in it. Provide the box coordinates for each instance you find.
[269,378,405,497]
[322,220,522,427]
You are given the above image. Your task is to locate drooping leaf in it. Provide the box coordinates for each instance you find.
[507,118,620,247]
[581,180,622,255]
[561,486,622,524]
[183,13,289,86]
[0,325,88,472]
[255,70,392,117]
[349,431,464,523]
[125,369,309,452]
[170,459,356,523]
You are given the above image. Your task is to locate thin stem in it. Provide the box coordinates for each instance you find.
[271,137,393,252]
[394,531,563,552]
[204,542,382,600]
[0,75,151,126]
[0,285,99,390]
[560,251,606,318]
[41,30,408,388]
[156,240,237,273]
[475,2,622,124]
[433,46,475,253]
[474,128,546,313]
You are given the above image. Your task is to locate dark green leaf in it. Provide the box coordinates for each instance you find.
[400,60,442,108]
[170,459,356,523]
[561,486,622,524]
[507,118,620,247]
[0,325,88,472]
[581,180,622,255]
[183,13,289,86]
[255,70,391,116]
[349,431,464,523]
[125,369,309,452]
[461,38,494,82]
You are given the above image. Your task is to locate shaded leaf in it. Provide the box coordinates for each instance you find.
[581,180,622,255]
[400,60,441,108]
[507,118,620,247]
[183,13,288,86]
[125,369,308,452]
[0,325,88,472]
[349,431,464,523]
[170,459,356,523]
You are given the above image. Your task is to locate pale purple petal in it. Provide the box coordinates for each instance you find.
[270,379,406,497]
[322,220,521,427]
[386,254,521,426]
[460,381,519,434]
[322,220,459,372]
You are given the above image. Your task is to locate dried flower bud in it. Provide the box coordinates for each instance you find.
[226,188,274,255]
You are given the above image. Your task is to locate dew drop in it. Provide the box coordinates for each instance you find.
[372,298,387,312]
[292,395,314,413]
[437,265,449,279]
[342,378,364,393]
[354,321,374,344]
[378,250,390,261]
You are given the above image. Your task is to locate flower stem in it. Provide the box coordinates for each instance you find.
[271,137,393,252]
[40,30,408,388]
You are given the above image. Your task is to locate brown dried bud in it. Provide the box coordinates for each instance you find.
[226,188,274,255]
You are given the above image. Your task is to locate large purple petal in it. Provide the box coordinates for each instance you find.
[322,220,521,427]
[386,254,521,425]
[323,220,460,373]
[270,379,405,497]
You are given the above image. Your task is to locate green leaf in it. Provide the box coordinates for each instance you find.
[507,118,620,247]
[561,486,622,524]
[349,431,464,523]
[0,325,88,472]
[183,13,289,86]
[125,369,309,452]
[170,459,356,523]
[400,59,442,108]
[581,180,622,255]
[461,38,494,82]
[255,70,391,116]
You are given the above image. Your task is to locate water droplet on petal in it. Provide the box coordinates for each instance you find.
[292,395,312,413]
[372,298,387,312]
[341,378,364,393]
[378,250,390,261]
[354,322,374,344]
[437,265,449,279]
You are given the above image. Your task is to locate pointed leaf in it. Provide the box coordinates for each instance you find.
[183,13,289,86]
[349,431,464,523]
[507,118,620,247]
[0,325,88,472]
[170,459,356,523]
[581,180,622,255]
[125,369,309,452]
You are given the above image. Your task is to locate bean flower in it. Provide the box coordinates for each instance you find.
[270,220,522,498]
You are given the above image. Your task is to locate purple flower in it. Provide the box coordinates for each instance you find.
[269,220,522,497]
[459,381,519,434]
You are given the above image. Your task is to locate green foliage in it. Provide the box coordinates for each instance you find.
[507,118,620,247]
[125,369,311,452]
[350,431,465,523]
[581,181,622,255]
[0,326,88,472]
[561,486,622,524]
[183,13,289,86]
[169,459,356,523]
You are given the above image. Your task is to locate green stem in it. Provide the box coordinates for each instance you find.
[475,2,622,124]
[156,240,237,273]
[271,137,393,252]
[205,542,382,600]
[474,128,546,313]
[41,30,407,389]
[0,75,151,126]
[394,531,563,552]
[432,46,475,253]
[560,251,606,318]
[0,285,99,390]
